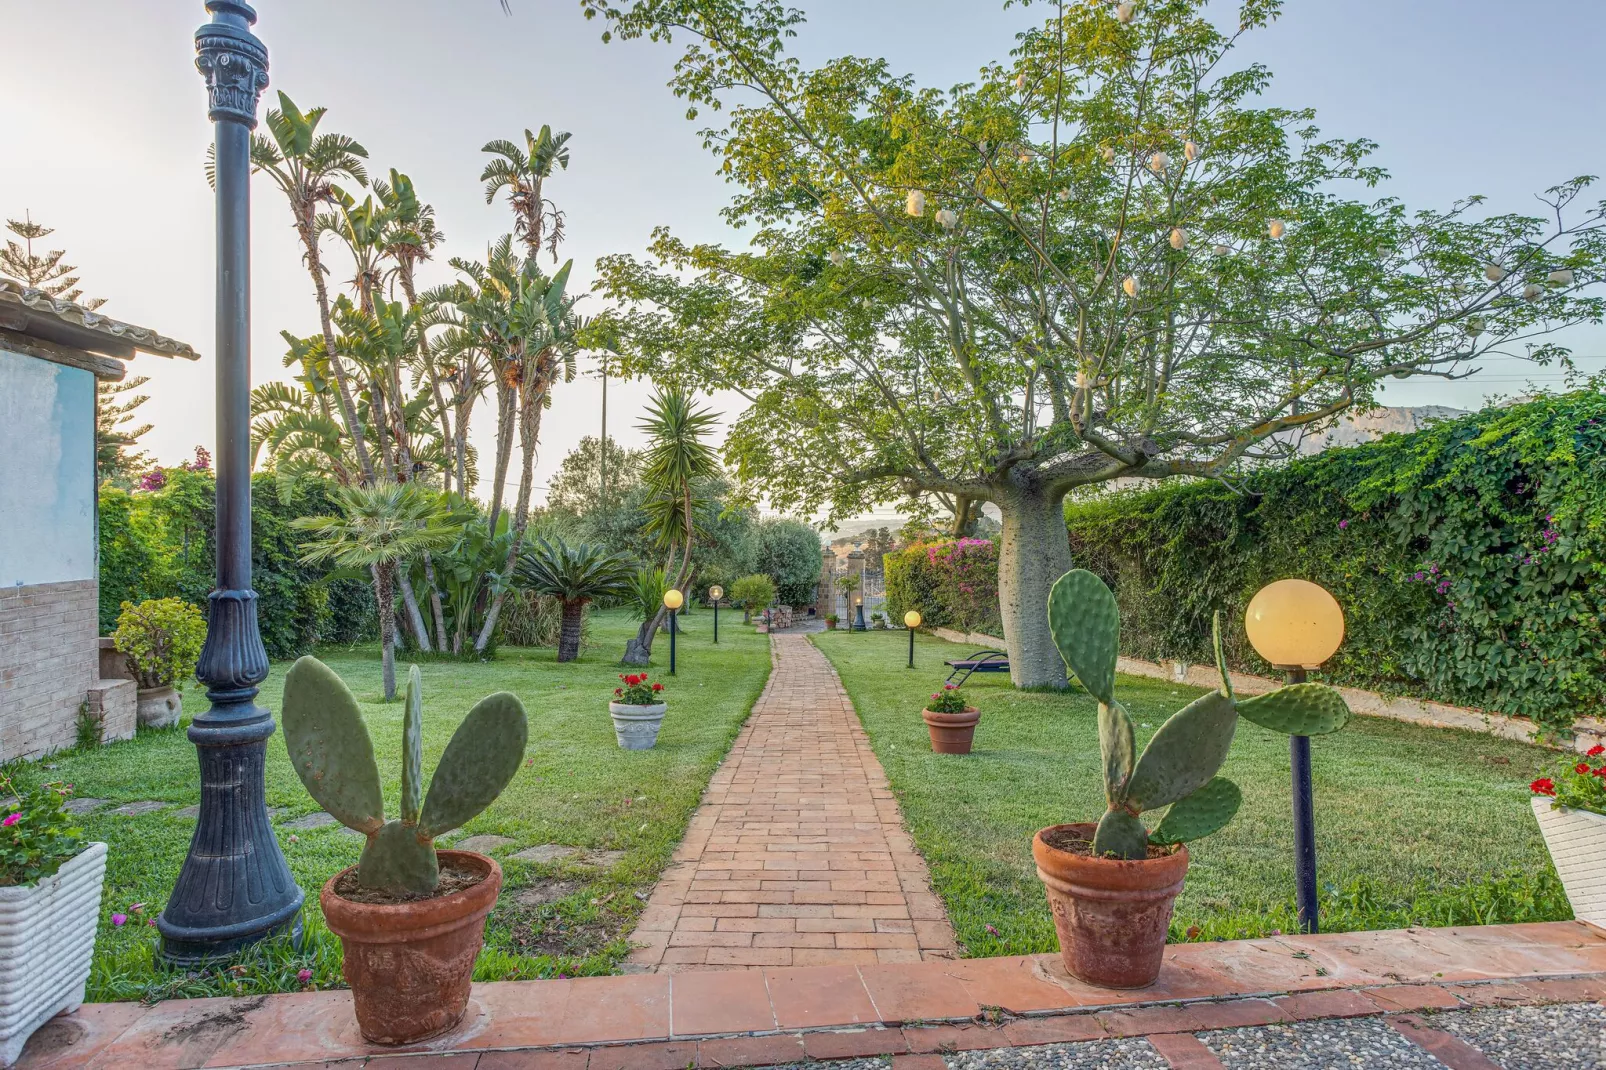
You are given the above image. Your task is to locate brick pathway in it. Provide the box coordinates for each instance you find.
[625,634,958,972]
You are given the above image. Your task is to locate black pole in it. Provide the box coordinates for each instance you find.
[1286,666,1318,933]
[668,608,677,675]
[160,1,303,963]
[907,626,915,669]
[713,600,719,644]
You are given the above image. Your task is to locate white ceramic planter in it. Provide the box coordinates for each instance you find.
[136,685,181,729]
[0,842,108,1068]
[609,702,667,751]
[1532,796,1606,930]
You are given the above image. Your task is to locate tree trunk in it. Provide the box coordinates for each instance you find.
[397,570,432,653]
[378,563,397,701]
[995,484,1073,689]
[621,606,667,666]
[557,599,585,662]
[486,381,515,536]
[423,552,449,652]
[298,219,375,484]
[474,372,546,654]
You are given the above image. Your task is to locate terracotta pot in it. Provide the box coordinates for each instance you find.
[136,686,182,729]
[321,851,501,1046]
[922,707,980,754]
[1032,823,1189,989]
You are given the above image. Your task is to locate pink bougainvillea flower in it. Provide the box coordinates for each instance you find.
[130,902,146,913]
[1,812,19,827]
[111,913,128,927]
[984,923,999,936]
[297,969,313,985]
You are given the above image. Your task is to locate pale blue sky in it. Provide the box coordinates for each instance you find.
[3,0,1603,511]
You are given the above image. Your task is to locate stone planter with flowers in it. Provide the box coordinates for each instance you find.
[112,597,207,730]
[0,773,107,1068]
[611,673,667,750]
[1529,745,1606,929]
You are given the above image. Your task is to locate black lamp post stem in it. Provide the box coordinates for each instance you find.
[1286,666,1318,934]
[159,0,303,963]
[668,609,677,675]
[712,601,719,644]
[907,627,915,669]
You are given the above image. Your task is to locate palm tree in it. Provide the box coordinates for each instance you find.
[516,537,635,662]
[480,126,571,262]
[294,484,459,700]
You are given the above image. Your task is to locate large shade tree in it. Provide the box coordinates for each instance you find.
[582,0,1606,686]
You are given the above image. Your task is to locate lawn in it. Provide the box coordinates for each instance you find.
[2,606,769,1002]
[813,627,1569,960]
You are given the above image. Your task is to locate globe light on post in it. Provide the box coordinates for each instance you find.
[1245,578,1346,934]
[708,584,724,645]
[663,588,684,675]
[904,610,922,669]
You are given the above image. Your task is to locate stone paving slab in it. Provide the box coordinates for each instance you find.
[17,923,1606,1069]
[625,633,958,972]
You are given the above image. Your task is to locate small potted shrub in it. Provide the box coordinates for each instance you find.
[922,682,979,754]
[610,673,667,750]
[825,613,840,631]
[282,658,527,1046]
[1037,570,1349,988]
[112,597,206,729]
[0,775,107,1067]
[1529,745,1606,928]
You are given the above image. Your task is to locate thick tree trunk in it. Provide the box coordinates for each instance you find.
[378,564,397,701]
[622,606,667,666]
[423,552,449,652]
[397,570,432,653]
[557,599,585,662]
[995,484,1073,689]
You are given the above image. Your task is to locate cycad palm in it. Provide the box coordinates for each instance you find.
[480,126,572,261]
[294,485,458,699]
[516,537,635,661]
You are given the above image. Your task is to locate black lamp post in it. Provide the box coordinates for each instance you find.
[853,595,866,632]
[904,610,921,668]
[664,588,683,675]
[709,585,723,644]
[159,0,303,962]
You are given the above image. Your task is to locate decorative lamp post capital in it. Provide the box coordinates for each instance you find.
[195,1,269,128]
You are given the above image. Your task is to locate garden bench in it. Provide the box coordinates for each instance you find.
[944,649,1009,686]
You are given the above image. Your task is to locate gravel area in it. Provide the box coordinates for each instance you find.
[1201,1017,1446,1069]
[944,1038,1171,1070]
[1432,1001,1606,1069]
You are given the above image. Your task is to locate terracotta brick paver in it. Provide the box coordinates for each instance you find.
[626,634,958,972]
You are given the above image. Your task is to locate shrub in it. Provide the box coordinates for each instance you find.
[113,597,207,690]
[730,573,777,621]
[0,773,86,888]
[751,518,823,606]
[883,538,1001,637]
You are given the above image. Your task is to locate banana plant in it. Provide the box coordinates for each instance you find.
[1049,569,1351,860]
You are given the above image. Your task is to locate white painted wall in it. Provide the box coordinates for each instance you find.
[0,349,97,586]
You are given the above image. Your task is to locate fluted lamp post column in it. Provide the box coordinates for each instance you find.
[1244,579,1345,936]
[159,0,304,962]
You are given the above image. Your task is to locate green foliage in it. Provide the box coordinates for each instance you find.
[112,598,207,691]
[925,683,969,714]
[625,567,670,622]
[0,773,86,888]
[750,518,823,606]
[730,573,777,615]
[1065,392,1606,733]
[884,538,1003,638]
[1530,744,1606,817]
[282,657,528,896]
[516,537,636,605]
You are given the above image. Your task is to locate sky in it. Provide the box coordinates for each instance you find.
[4,0,1604,525]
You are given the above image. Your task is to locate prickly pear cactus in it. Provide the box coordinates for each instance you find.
[282,656,529,896]
[1047,569,1350,861]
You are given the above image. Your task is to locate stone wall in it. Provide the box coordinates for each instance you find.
[0,579,134,760]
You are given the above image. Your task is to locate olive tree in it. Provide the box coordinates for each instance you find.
[582,0,1606,686]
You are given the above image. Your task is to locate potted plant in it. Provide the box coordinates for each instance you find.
[825,613,840,630]
[282,658,527,1046]
[610,673,667,750]
[1037,570,1349,988]
[922,682,980,754]
[0,774,107,1068]
[1529,744,1606,929]
[112,597,206,729]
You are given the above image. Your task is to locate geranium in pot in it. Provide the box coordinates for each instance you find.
[1039,570,1350,988]
[0,775,107,1068]
[112,597,206,729]
[922,683,979,754]
[1529,745,1606,929]
[610,673,667,750]
[283,658,527,1046]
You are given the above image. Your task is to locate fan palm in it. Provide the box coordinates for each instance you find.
[480,126,572,262]
[294,484,459,699]
[516,537,635,661]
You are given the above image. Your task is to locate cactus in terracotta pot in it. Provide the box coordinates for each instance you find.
[1048,569,1350,860]
[282,656,528,896]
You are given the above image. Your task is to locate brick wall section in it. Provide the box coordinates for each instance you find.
[0,579,100,760]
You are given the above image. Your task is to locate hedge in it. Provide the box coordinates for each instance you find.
[884,537,1003,638]
[889,393,1606,734]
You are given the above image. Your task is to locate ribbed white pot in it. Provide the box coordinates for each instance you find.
[0,841,107,1068]
[609,702,667,751]
[1531,797,1606,930]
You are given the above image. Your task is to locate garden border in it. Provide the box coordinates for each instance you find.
[928,627,1606,755]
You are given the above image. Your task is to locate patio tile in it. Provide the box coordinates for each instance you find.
[585,1040,698,1070]
[93,993,287,1068]
[763,964,878,1028]
[694,1033,806,1067]
[477,1052,590,1070]
[802,1026,909,1059]
[464,980,575,1050]
[940,955,1089,1013]
[670,970,776,1035]
[15,1000,149,1070]
[858,961,981,1021]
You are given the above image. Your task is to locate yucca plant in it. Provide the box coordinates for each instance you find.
[516,536,635,661]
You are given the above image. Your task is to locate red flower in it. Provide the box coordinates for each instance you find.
[1595,766,1606,777]
[1577,763,1591,775]
[614,688,622,696]
[652,683,664,692]
[1589,744,1605,757]
[1531,777,1557,796]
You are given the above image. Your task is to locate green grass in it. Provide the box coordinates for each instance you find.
[813,628,1570,959]
[4,607,769,1002]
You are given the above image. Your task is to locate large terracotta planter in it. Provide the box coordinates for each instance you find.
[320,851,501,1046]
[610,702,667,750]
[1531,797,1606,929]
[136,685,181,729]
[1032,823,1189,989]
[922,707,980,754]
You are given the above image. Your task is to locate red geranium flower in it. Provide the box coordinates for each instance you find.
[1577,763,1591,775]
[1531,777,1557,796]
[652,683,664,691]
[614,688,622,696]
[1589,744,1605,757]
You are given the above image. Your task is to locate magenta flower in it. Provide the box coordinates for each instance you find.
[297,969,313,985]
[1338,519,1349,530]
[111,913,127,927]
[1,812,18,828]
[985,923,1000,936]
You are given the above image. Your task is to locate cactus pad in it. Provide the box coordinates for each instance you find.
[419,692,529,838]
[1099,700,1136,804]
[1151,777,1242,846]
[281,656,384,835]
[1235,682,1350,736]
[1091,808,1149,859]
[1048,569,1119,705]
[358,819,438,896]
[1122,690,1238,811]
[401,665,424,825]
